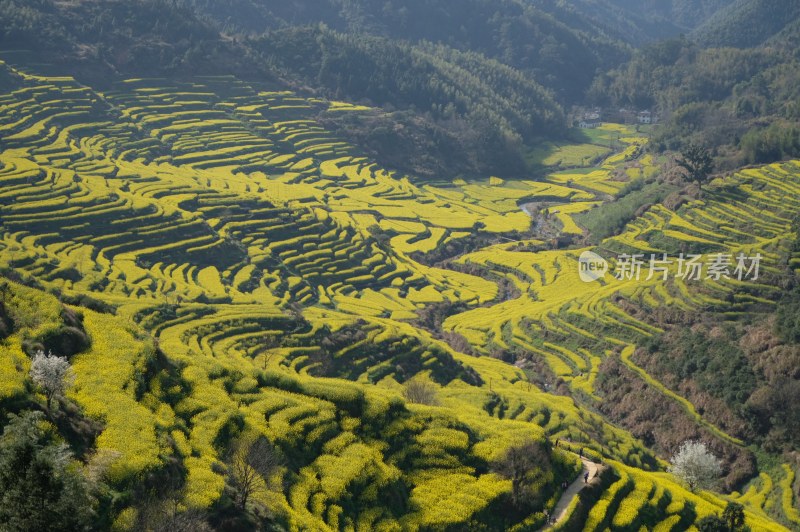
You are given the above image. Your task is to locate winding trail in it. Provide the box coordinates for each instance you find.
[541,456,599,530]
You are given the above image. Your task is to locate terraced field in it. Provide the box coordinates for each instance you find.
[1,60,798,530]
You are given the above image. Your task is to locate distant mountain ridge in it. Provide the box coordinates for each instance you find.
[692,0,800,48]
[604,0,734,31]
[184,0,632,102]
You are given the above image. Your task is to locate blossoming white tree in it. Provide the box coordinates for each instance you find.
[29,350,75,410]
[669,440,722,492]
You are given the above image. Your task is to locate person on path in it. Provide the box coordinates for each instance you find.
[584,472,589,483]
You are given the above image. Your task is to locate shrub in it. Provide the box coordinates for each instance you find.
[34,325,91,358]
[402,375,440,406]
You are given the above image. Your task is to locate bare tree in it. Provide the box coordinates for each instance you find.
[669,440,722,492]
[137,480,213,532]
[493,440,551,510]
[86,449,122,485]
[29,350,75,410]
[402,375,440,406]
[227,436,283,510]
[149,508,213,532]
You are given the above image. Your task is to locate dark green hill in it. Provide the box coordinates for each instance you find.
[186,0,631,102]
[692,0,800,48]
[256,26,564,141]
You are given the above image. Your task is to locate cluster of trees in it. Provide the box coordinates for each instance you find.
[649,329,757,407]
[0,352,95,530]
[0,411,96,531]
[320,110,501,180]
[589,38,774,111]
[697,503,747,532]
[739,121,800,165]
[776,284,800,345]
[0,0,71,51]
[577,180,676,243]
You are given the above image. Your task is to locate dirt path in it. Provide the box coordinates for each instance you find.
[541,457,599,529]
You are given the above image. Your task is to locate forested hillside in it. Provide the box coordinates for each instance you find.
[590,33,800,168]
[693,0,800,48]
[186,0,630,101]
[587,0,800,171]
